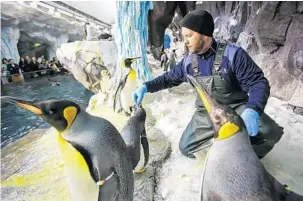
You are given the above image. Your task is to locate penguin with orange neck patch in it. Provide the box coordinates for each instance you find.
[186,75,303,201]
[114,57,140,116]
[1,96,134,201]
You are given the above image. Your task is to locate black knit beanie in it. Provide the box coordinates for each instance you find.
[180,9,214,37]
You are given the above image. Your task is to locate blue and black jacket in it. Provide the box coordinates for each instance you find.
[144,39,270,115]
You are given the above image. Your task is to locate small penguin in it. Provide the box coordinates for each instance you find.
[113,57,140,116]
[1,96,134,201]
[186,75,303,201]
[120,104,149,173]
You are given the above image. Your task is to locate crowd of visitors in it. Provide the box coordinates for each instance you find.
[1,55,67,84]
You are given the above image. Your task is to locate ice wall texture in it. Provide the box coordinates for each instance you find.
[114,1,153,85]
[1,26,20,62]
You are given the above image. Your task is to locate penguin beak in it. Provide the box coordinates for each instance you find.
[1,96,43,115]
[186,75,215,113]
[130,57,141,62]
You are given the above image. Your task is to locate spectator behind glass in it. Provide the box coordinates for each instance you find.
[30,57,39,71]
[37,55,44,63]
[19,57,26,72]
[39,59,47,75]
[7,59,24,82]
[23,56,32,72]
[30,57,39,78]
[7,59,21,75]
[53,57,63,68]
[25,56,31,64]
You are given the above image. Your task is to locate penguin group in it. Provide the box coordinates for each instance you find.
[1,57,149,201]
[3,57,303,201]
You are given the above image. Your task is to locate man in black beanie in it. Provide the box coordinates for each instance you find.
[132,9,282,160]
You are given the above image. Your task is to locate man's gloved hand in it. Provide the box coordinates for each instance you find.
[132,84,147,104]
[240,108,260,137]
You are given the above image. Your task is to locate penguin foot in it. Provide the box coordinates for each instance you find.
[97,180,105,186]
[135,168,146,174]
[124,111,131,116]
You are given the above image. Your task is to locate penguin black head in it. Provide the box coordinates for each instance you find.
[130,104,146,119]
[1,96,80,133]
[187,75,246,140]
[122,57,141,68]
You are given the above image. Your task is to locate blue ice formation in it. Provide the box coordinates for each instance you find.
[1,26,20,62]
[115,1,153,85]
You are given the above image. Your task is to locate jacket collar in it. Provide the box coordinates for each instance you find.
[197,38,217,59]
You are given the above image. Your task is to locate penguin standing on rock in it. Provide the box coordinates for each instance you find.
[114,57,140,116]
[120,104,149,173]
[186,75,303,201]
[1,96,134,201]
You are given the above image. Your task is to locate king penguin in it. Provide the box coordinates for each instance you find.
[1,96,134,201]
[114,57,140,116]
[120,104,149,173]
[186,75,303,201]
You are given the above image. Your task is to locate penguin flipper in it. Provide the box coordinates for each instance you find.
[269,172,303,201]
[140,129,149,168]
[113,74,129,112]
[276,183,303,201]
[113,81,124,112]
[284,191,303,201]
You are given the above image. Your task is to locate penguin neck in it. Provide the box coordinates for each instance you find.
[215,130,246,141]
[215,122,240,140]
[60,109,89,141]
[128,68,137,81]
[211,130,254,158]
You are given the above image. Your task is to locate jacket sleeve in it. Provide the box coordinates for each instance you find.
[144,58,187,93]
[233,47,270,115]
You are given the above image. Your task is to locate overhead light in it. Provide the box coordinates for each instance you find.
[75,15,86,22]
[16,1,26,5]
[48,8,55,15]
[30,2,37,8]
[14,2,23,10]
[34,43,41,48]
[57,9,73,17]
[54,11,61,17]
[36,2,53,10]
[90,22,100,29]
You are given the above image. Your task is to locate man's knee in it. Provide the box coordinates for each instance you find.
[179,140,195,158]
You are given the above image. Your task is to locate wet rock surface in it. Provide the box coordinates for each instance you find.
[197,1,303,108]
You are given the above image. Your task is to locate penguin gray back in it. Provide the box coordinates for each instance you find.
[122,104,146,146]
[121,104,149,171]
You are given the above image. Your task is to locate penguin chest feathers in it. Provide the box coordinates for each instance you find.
[125,69,137,89]
[202,133,274,201]
[128,69,137,81]
[121,69,138,111]
[57,132,99,201]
